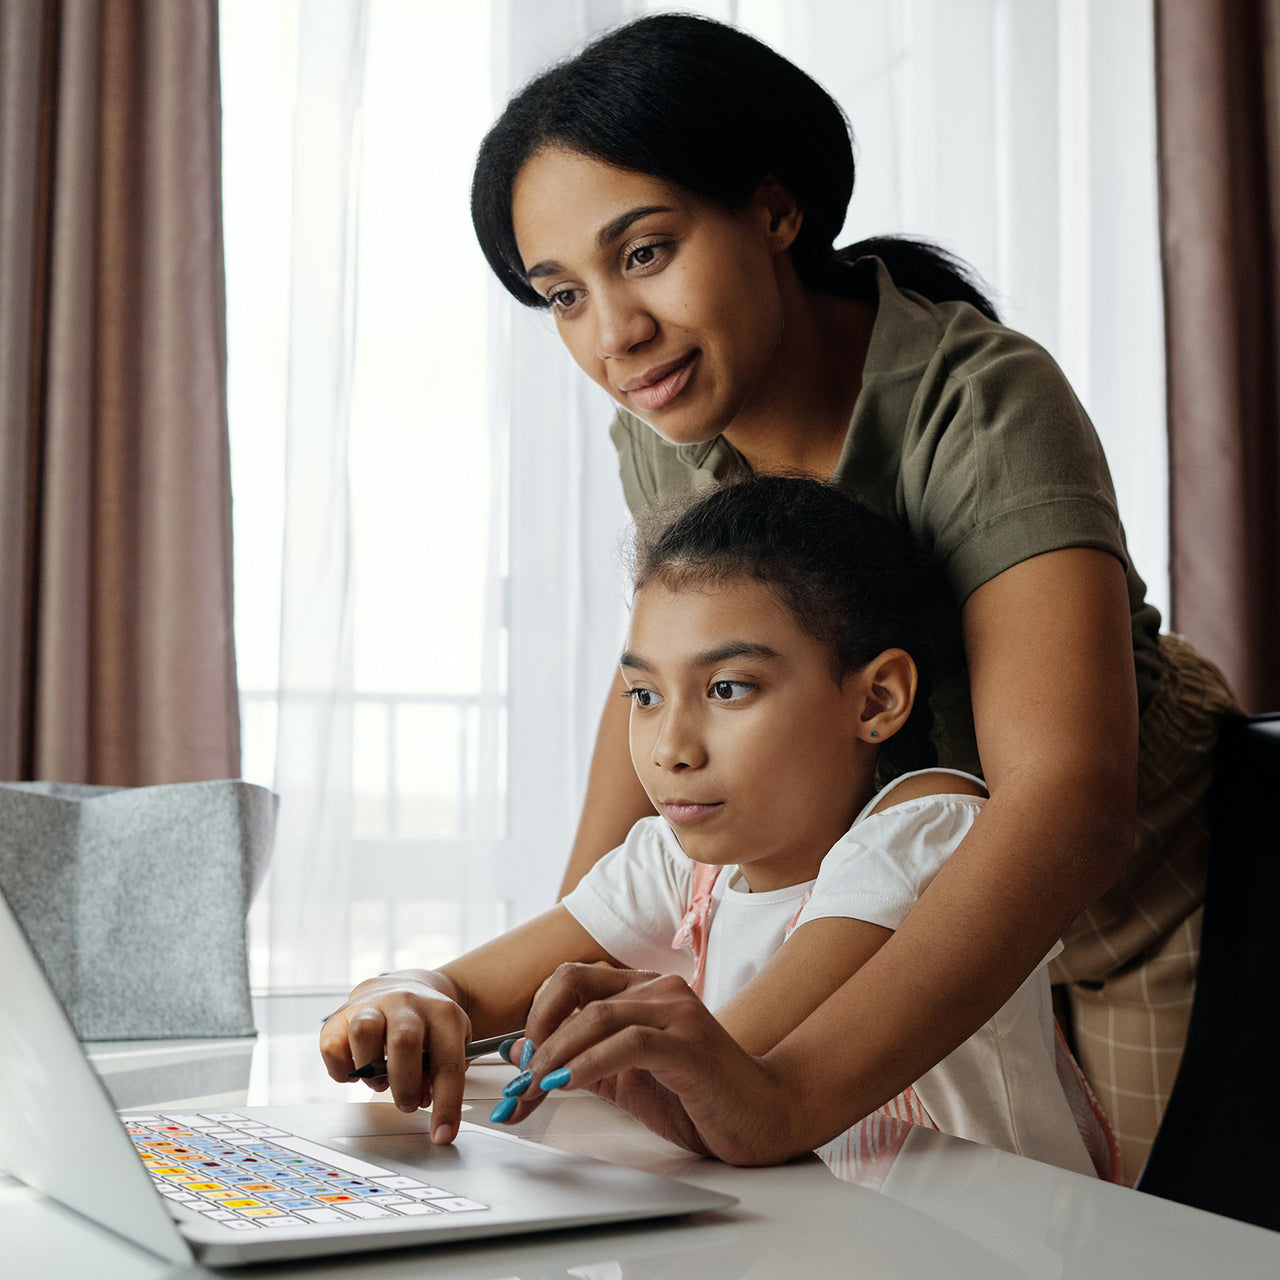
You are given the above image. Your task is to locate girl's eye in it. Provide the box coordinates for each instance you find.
[710,681,754,702]
[625,687,663,708]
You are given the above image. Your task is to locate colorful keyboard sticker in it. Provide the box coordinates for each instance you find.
[121,1113,488,1231]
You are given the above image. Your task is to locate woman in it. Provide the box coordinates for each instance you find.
[470,13,1238,1183]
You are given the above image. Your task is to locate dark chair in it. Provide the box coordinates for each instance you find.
[1136,713,1280,1231]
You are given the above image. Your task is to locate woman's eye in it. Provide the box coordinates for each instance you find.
[627,688,663,708]
[547,287,583,313]
[626,241,667,271]
[710,681,753,702]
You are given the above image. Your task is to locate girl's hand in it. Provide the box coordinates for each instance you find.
[318,971,472,1145]
[495,964,796,1165]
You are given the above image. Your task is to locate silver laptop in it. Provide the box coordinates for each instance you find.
[0,887,735,1267]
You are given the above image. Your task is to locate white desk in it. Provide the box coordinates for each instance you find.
[5,993,1279,1278]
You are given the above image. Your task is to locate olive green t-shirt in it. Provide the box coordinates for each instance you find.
[609,258,1163,775]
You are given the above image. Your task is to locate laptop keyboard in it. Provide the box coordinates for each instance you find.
[121,1112,488,1232]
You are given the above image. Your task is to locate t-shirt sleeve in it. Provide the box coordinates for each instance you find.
[561,817,695,979]
[794,796,984,933]
[903,319,1127,604]
[609,409,660,515]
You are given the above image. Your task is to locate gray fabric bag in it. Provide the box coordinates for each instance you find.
[0,779,277,1040]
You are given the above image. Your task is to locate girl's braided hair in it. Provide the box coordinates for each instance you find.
[631,475,939,785]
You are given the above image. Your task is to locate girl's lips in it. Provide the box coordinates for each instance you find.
[661,800,723,825]
[622,353,697,413]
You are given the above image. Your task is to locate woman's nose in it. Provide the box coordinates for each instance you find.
[594,288,656,359]
[652,707,707,772]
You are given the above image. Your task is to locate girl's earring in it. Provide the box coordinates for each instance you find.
[869,730,878,739]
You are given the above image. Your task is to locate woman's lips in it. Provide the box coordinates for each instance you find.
[621,353,697,412]
[661,800,723,825]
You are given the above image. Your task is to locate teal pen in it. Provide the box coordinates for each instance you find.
[347,1030,524,1080]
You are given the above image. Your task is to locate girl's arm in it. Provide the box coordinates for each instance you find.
[558,668,656,898]
[505,547,1138,1161]
[318,905,614,1144]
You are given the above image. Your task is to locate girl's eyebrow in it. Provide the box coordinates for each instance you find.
[693,641,780,667]
[619,641,779,673]
[619,650,652,673]
[526,204,676,280]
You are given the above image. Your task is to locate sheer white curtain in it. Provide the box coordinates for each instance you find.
[780,0,1168,617]
[221,0,1165,995]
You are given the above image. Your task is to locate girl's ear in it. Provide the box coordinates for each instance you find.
[755,176,803,254]
[850,649,918,744]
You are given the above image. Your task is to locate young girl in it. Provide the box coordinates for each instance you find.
[321,476,1115,1182]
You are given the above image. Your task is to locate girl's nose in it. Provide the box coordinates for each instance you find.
[651,708,707,772]
[595,289,656,359]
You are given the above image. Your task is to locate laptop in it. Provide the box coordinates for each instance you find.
[0,887,735,1267]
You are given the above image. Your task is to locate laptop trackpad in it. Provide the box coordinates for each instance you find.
[331,1131,710,1218]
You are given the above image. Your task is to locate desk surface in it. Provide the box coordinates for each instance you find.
[5,993,1279,1279]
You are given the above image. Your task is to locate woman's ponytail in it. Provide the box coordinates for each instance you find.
[832,236,1001,322]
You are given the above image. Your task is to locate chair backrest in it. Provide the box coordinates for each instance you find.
[1136,713,1280,1231]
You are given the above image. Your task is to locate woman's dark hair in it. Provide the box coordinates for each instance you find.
[472,13,998,320]
[631,476,939,784]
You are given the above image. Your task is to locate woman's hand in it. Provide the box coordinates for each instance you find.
[318,971,472,1145]
[494,964,797,1165]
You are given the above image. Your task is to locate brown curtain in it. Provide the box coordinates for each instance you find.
[1156,0,1280,713]
[0,0,239,784]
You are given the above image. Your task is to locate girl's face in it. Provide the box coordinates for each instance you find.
[621,576,878,892]
[510,147,798,448]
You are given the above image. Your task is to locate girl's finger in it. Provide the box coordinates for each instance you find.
[382,1011,429,1113]
[422,1021,469,1144]
[317,1012,359,1081]
[345,1006,395,1078]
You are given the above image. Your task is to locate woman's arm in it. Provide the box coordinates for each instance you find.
[558,667,656,898]
[506,547,1138,1161]
[758,545,1137,1146]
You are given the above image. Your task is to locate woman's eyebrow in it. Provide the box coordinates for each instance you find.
[595,204,675,248]
[525,205,676,281]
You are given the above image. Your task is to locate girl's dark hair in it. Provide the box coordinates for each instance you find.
[472,13,998,320]
[632,476,938,784]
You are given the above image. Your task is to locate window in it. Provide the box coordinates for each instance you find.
[221,0,1165,994]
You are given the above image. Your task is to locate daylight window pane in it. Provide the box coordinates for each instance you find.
[349,900,391,988]
[353,701,390,839]
[392,900,462,972]
[394,703,464,837]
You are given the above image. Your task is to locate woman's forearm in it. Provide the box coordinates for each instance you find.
[762,760,1134,1156]
[558,668,656,898]
[764,549,1140,1155]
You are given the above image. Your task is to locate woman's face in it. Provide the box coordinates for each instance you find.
[510,147,799,447]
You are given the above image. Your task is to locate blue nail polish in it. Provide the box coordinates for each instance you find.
[502,1070,532,1098]
[540,1067,572,1091]
[498,1037,518,1063]
[489,1096,518,1123]
[519,1039,535,1070]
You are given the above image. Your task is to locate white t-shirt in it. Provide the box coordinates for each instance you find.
[563,770,1098,1177]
